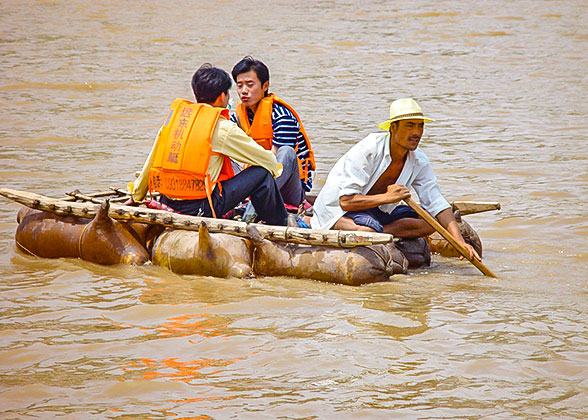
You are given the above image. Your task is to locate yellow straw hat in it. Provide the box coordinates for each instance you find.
[377,98,434,130]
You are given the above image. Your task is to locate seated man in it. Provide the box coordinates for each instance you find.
[230,56,315,208]
[125,64,289,227]
[310,98,479,259]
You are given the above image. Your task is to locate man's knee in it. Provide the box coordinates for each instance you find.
[245,165,272,182]
[276,146,297,167]
[383,218,435,238]
[333,216,377,232]
[343,211,384,232]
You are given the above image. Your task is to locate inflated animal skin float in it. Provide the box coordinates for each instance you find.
[152,224,255,279]
[1,188,496,285]
[16,204,152,266]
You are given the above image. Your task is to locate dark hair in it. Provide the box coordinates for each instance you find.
[191,63,232,104]
[231,56,270,87]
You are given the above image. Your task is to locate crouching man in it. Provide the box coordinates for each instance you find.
[126,63,289,226]
[310,98,479,259]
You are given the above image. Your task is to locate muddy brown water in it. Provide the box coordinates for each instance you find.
[1,1,587,418]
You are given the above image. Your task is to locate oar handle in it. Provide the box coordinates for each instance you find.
[404,197,497,278]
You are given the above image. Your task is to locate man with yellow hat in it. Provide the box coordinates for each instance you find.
[310,98,478,259]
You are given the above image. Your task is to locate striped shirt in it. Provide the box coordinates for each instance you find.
[232,101,313,191]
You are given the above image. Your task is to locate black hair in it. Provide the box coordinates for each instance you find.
[231,56,270,87]
[191,63,232,104]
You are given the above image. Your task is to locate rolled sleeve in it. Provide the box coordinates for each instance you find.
[412,164,450,217]
[337,148,373,198]
[131,127,163,202]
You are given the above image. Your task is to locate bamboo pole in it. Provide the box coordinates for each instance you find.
[0,188,394,248]
[404,197,497,278]
[67,192,128,204]
[64,187,131,203]
[108,186,136,197]
[63,189,116,202]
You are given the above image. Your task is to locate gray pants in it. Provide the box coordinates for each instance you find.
[275,146,305,206]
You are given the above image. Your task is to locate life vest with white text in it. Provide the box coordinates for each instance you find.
[148,99,234,211]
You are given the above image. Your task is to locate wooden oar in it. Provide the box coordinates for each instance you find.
[404,197,497,278]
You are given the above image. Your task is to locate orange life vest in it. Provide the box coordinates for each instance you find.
[148,99,234,215]
[235,94,316,183]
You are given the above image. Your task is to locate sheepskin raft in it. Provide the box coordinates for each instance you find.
[0,187,496,285]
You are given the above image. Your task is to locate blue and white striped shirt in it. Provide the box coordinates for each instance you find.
[232,101,313,191]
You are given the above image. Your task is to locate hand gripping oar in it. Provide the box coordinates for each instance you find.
[404,197,497,278]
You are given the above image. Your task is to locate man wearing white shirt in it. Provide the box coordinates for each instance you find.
[310,98,477,260]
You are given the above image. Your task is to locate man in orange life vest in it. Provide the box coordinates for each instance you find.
[231,56,315,208]
[125,64,290,226]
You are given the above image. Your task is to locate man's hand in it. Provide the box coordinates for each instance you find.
[384,184,411,204]
[462,242,481,261]
[339,184,411,212]
[436,208,481,261]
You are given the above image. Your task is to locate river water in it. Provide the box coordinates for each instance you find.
[1,1,587,418]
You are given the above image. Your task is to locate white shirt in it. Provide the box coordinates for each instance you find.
[310,131,450,229]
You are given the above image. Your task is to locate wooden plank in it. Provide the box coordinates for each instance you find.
[451,201,500,215]
[0,188,394,248]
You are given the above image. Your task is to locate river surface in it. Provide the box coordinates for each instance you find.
[1,1,587,419]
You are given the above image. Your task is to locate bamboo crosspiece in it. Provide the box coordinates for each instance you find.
[0,188,395,248]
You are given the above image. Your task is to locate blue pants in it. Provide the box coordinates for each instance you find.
[344,205,420,233]
[160,166,288,226]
